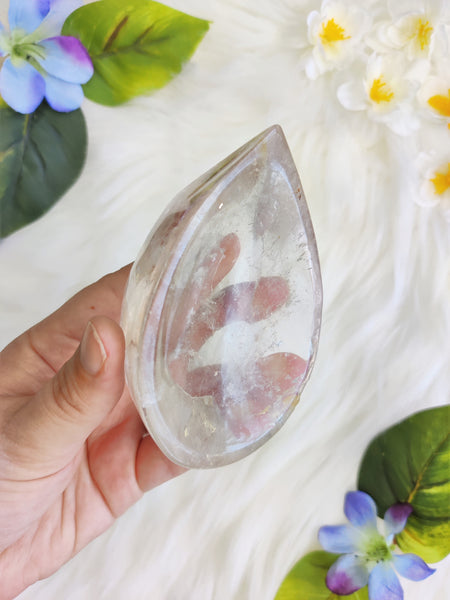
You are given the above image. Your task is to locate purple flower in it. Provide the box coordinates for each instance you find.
[0,0,93,113]
[318,491,435,599]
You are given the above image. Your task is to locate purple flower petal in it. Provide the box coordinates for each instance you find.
[318,525,361,553]
[37,36,93,84]
[326,554,369,595]
[344,491,378,529]
[44,74,83,111]
[0,58,45,113]
[392,554,435,581]
[8,0,50,34]
[368,562,403,600]
[384,504,413,539]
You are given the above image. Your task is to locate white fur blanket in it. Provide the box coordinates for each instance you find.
[1,0,448,598]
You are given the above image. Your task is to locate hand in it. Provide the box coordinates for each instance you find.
[0,231,305,599]
[0,266,185,600]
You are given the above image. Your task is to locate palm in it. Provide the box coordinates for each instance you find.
[0,265,182,597]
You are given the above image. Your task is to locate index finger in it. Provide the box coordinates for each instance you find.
[0,264,132,395]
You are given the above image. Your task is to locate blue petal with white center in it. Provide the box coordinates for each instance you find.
[392,554,436,582]
[44,74,83,111]
[0,1,92,113]
[326,554,369,595]
[344,491,378,529]
[0,58,45,113]
[318,525,361,553]
[37,36,93,83]
[319,491,436,598]
[384,504,413,542]
[368,562,403,600]
[8,0,50,34]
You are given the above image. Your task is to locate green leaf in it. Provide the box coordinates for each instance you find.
[274,551,369,600]
[62,0,210,106]
[0,102,87,237]
[358,405,450,563]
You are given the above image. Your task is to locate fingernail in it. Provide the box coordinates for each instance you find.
[80,322,107,375]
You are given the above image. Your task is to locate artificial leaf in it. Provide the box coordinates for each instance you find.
[358,405,450,563]
[0,102,87,237]
[62,0,209,105]
[274,551,369,600]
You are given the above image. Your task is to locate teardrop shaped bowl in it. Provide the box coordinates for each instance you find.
[121,125,322,468]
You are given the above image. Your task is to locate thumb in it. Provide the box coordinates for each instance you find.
[17,317,126,469]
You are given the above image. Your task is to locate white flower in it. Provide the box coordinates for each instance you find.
[305,0,372,79]
[418,78,450,127]
[369,0,449,61]
[417,59,450,127]
[417,151,450,212]
[337,53,420,135]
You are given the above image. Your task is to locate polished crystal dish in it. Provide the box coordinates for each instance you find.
[121,125,322,468]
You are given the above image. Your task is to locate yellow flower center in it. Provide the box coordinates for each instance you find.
[413,17,433,51]
[430,164,450,195]
[319,18,350,45]
[369,77,394,104]
[428,90,450,118]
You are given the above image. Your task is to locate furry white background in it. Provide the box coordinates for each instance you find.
[1,0,449,598]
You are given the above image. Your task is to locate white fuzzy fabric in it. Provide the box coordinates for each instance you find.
[1,0,449,598]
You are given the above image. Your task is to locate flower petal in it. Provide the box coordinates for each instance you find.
[337,80,368,111]
[48,0,82,22]
[8,0,50,34]
[44,74,83,111]
[392,553,435,581]
[31,0,83,40]
[0,23,6,56]
[384,503,413,539]
[344,491,378,529]
[326,554,369,595]
[318,525,361,553]
[37,36,93,84]
[0,58,45,113]
[368,562,403,600]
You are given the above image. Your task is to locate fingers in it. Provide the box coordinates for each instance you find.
[34,263,132,358]
[170,276,290,384]
[206,233,242,291]
[3,316,126,473]
[135,435,186,493]
[169,275,290,388]
[168,233,241,355]
[0,264,131,395]
[211,275,290,325]
[183,353,307,441]
[184,353,307,404]
[245,353,308,409]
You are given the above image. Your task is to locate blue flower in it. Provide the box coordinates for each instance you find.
[318,491,435,599]
[0,0,93,113]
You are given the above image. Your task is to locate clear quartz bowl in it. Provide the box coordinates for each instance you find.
[121,125,322,468]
